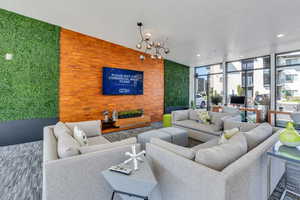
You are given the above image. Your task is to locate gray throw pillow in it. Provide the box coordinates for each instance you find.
[243,123,273,150]
[57,134,80,158]
[150,138,195,160]
[195,133,247,171]
[79,137,137,154]
[66,120,101,137]
[53,122,72,138]
[172,110,189,121]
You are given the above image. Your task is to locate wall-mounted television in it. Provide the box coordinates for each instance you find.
[230,96,245,105]
[102,67,144,95]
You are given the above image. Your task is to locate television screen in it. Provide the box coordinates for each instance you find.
[230,96,245,105]
[102,67,144,95]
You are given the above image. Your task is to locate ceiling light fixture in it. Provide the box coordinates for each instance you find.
[277,34,285,38]
[136,22,170,60]
[197,54,201,57]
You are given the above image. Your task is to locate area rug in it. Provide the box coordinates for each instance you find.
[0,122,294,200]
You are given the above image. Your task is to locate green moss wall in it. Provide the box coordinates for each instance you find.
[0,9,60,122]
[164,60,190,111]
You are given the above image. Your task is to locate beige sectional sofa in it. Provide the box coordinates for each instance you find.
[146,121,285,200]
[172,108,241,142]
[43,120,139,200]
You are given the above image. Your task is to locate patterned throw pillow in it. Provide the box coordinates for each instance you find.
[198,111,211,125]
[73,126,88,146]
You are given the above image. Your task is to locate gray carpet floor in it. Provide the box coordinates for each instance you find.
[0,122,295,200]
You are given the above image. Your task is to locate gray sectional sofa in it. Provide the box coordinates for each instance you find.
[172,108,241,142]
[146,121,285,200]
[43,120,139,200]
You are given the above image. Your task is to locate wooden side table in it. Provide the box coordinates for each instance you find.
[268,110,292,125]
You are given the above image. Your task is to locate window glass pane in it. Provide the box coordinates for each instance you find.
[195,64,222,76]
[227,56,270,72]
[195,76,208,109]
[276,65,300,127]
[277,51,300,66]
[208,74,224,107]
[227,61,242,72]
[227,72,245,103]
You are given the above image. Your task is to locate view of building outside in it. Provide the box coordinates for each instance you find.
[276,51,300,126]
[195,64,223,109]
[226,56,270,122]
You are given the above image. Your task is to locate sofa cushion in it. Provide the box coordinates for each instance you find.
[189,109,200,121]
[66,120,101,137]
[223,120,259,132]
[172,110,189,121]
[209,112,232,130]
[151,138,195,160]
[87,135,110,146]
[79,137,136,154]
[57,134,80,158]
[173,120,222,136]
[191,138,219,151]
[195,133,247,171]
[53,122,72,138]
[243,123,273,150]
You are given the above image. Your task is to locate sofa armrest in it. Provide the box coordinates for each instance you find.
[171,110,189,123]
[146,143,226,200]
[43,126,58,162]
[44,144,140,200]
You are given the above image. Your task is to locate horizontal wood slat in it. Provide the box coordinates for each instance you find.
[59,28,164,123]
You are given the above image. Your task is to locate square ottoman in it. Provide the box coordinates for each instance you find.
[137,130,172,150]
[160,127,188,147]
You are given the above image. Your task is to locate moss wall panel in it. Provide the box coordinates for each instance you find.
[0,9,60,121]
[164,60,190,110]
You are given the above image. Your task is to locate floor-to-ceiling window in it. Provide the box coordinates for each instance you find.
[226,56,271,122]
[195,64,223,110]
[275,51,300,127]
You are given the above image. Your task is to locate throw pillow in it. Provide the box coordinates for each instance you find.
[218,128,240,144]
[198,111,211,124]
[243,123,273,150]
[195,133,247,171]
[79,137,137,154]
[66,120,101,137]
[73,126,88,146]
[150,138,195,160]
[53,121,72,138]
[189,109,200,121]
[57,134,80,158]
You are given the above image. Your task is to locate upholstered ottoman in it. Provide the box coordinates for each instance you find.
[137,130,172,149]
[160,127,188,147]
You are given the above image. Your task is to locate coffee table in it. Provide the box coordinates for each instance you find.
[267,141,300,200]
[102,156,157,200]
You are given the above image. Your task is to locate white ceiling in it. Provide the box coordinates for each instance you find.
[1,0,300,67]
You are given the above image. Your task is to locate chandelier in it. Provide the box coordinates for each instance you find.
[136,22,170,60]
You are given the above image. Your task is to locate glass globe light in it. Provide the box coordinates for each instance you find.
[139,55,145,60]
[146,44,152,49]
[157,55,162,59]
[144,32,152,40]
[136,43,142,49]
[164,48,170,54]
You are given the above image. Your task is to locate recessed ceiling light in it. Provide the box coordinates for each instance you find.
[197,54,201,57]
[277,34,285,38]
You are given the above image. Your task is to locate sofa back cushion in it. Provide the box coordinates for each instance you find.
[53,122,72,138]
[243,123,273,150]
[79,137,136,154]
[189,109,200,121]
[57,134,80,158]
[66,120,101,137]
[209,112,232,130]
[150,138,195,160]
[224,120,259,132]
[195,133,247,171]
[172,110,189,121]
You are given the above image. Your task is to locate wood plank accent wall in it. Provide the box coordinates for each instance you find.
[59,28,164,123]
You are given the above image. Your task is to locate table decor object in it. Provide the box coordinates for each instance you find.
[279,122,300,147]
[123,144,146,170]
